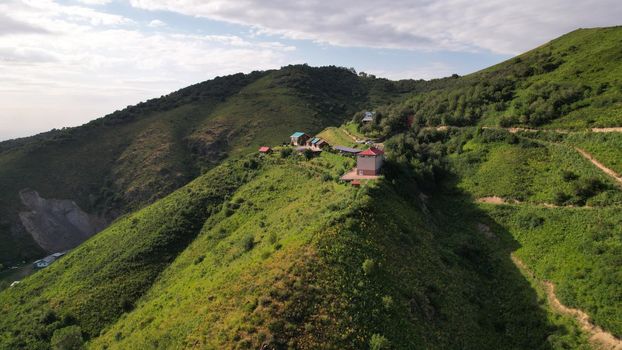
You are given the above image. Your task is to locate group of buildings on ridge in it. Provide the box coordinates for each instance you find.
[258,129,384,181]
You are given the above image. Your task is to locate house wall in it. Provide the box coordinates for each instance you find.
[357,156,380,175]
[291,135,309,146]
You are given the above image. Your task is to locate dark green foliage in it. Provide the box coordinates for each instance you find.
[242,235,255,252]
[301,148,314,160]
[562,170,578,181]
[362,258,376,276]
[369,334,390,350]
[51,326,83,350]
[280,148,293,158]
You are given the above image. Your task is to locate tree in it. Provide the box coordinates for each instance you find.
[303,148,314,160]
[362,258,376,275]
[369,334,390,350]
[51,326,84,350]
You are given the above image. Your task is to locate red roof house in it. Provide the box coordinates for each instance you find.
[356,147,384,176]
[258,146,272,154]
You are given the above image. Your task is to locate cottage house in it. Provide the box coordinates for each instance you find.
[258,146,272,154]
[290,132,310,146]
[362,111,375,123]
[356,147,384,176]
[308,137,329,150]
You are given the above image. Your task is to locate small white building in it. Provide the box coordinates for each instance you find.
[33,252,66,269]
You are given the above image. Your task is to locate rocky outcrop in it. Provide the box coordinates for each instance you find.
[18,189,107,253]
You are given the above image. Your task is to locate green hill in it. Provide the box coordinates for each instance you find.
[358,26,622,138]
[0,151,593,349]
[0,65,419,265]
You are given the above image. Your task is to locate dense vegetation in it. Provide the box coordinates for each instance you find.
[0,65,418,265]
[0,149,594,349]
[2,26,622,350]
[354,27,622,138]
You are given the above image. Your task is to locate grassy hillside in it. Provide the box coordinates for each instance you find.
[356,27,622,139]
[440,128,622,338]
[0,65,419,265]
[0,149,593,349]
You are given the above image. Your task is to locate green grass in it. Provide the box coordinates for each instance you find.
[452,133,622,206]
[0,148,594,349]
[316,126,358,147]
[565,132,622,174]
[484,204,622,337]
[445,128,622,339]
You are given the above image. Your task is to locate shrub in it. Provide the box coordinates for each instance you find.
[369,334,391,350]
[561,170,578,182]
[553,192,571,206]
[51,325,83,350]
[321,173,333,182]
[280,148,293,158]
[40,310,58,325]
[382,295,394,311]
[303,149,314,160]
[516,213,545,229]
[362,258,376,276]
[242,235,255,252]
[194,255,205,265]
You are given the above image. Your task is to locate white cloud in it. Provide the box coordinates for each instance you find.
[128,0,622,54]
[76,0,113,5]
[0,0,295,140]
[148,19,166,27]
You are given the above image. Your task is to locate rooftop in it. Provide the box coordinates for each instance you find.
[291,132,306,138]
[334,145,361,153]
[359,147,384,156]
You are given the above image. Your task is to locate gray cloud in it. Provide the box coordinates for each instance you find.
[0,13,49,36]
[129,0,622,54]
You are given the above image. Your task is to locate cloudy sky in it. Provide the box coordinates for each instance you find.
[0,0,620,140]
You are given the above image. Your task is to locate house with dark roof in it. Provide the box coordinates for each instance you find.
[307,137,329,150]
[290,132,310,146]
[333,145,361,155]
[356,147,384,176]
[362,111,375,123]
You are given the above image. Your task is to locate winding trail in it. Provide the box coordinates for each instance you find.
[511,255,622,350]
[574,147,622,186]
[476,197,590,208]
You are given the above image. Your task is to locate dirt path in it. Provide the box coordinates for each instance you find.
[591,127,622,133]
[574,147,622,186]
[475,197,587,208]
[341,129,360,142]
[511,255,622,350]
